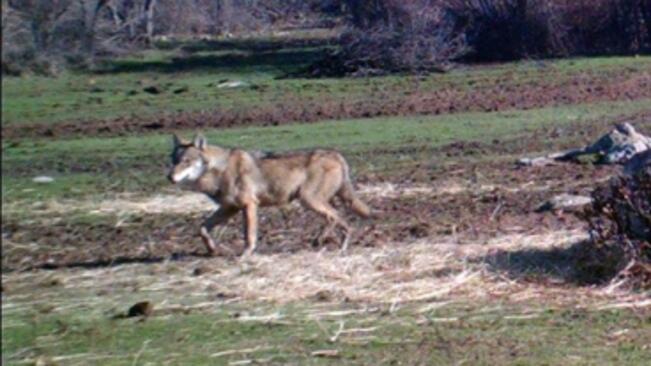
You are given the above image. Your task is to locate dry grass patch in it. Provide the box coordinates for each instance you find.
[2,178,596,219]
[4,229,649,318]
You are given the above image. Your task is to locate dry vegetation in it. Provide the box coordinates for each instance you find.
[1,0,331,75]
[3,0,650,76]
[4,229,648,310]
[581,167,651,289]
[310,0,651,76]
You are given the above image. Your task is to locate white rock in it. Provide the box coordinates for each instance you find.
[32,176,54,183]
[217,80,247,88]
[518,122,651,166]
[536,194,593,212]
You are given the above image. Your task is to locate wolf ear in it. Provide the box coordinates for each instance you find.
[193,133,207,150]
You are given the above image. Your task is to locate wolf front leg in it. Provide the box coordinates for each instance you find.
[200,206,238,255]
[241,202,259,257]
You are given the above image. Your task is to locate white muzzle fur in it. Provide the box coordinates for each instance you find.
[172,160,205,183]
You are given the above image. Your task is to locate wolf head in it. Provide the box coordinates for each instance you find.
[168,133,208,184]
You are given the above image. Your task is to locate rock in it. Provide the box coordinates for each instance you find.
[517,151,569,166]
[173,86,189,94]
[192,265,212,276]
[518,122,651,167]
[312,289,334,302]
[32,176,54,183]
[517,156,555,167]
[624,149,651,176]
[408,222,430,238]
[143,85,162,94]
[588,123,651,163]
[217,80,246,89]
[41,277,64,287]
[536,194,593,212]
[34,356,57,366]
[312,350,340,358]
[215,291,236,300]
[127,301,154,317]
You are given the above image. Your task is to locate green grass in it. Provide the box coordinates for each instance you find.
[3,98,650,203]
[1,46,326,126]
[4,38,651,365]
[2,50,649,126]
[3,302,649,365]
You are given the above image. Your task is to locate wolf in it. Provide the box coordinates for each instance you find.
[167,133,372,257]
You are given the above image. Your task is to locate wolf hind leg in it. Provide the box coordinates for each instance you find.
[300,195,352,252]
[313,220,336,246]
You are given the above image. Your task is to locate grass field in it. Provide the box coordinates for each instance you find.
[4,98,650,204]
[2,33,651,365]
[3,298,649,364]
[2,43,649,132]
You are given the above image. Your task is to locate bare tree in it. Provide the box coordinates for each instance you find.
[144,0,157,42]
[344,0,392,28]
[78,0,110,55]
[7,0,73,52]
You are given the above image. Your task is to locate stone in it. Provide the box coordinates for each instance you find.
[536,194,593,212]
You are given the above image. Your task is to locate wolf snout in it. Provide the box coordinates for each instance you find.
[167,172,177,183]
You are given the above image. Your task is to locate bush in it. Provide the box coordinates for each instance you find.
[447,0,565,61]
[305,26,464,76]
[1,48,32,76]
[306,1,466,76]
[559,0,650,55]
[1,46,64,77]
[308,0,650,76]
[580,167,651,289]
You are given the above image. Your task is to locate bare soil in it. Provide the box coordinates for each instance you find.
[4,68,650,139]
[0,157,618,273]
[5,113,651,272]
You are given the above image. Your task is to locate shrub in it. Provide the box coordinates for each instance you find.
[308,0,650,76]
[559,0,650,55]
[446,0,566,61]
[580,166,651,289]
[306,1,466,76]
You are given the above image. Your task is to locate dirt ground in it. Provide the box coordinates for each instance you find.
[6,110,651,273]
[3,89,651,366]
[5,228,649,307]
[3,90,650,331]
[3,67,650,139]
[0,128,630,273]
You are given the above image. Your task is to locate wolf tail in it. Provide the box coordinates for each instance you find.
[337,155,373,218]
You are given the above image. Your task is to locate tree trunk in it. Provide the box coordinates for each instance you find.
[144,0,157,44]
[107,3,121,27]
[31,20,46,52]
[517,0,528,57]
[78,0,108,61]
[643,0,651,51]
[219,0,234,33]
